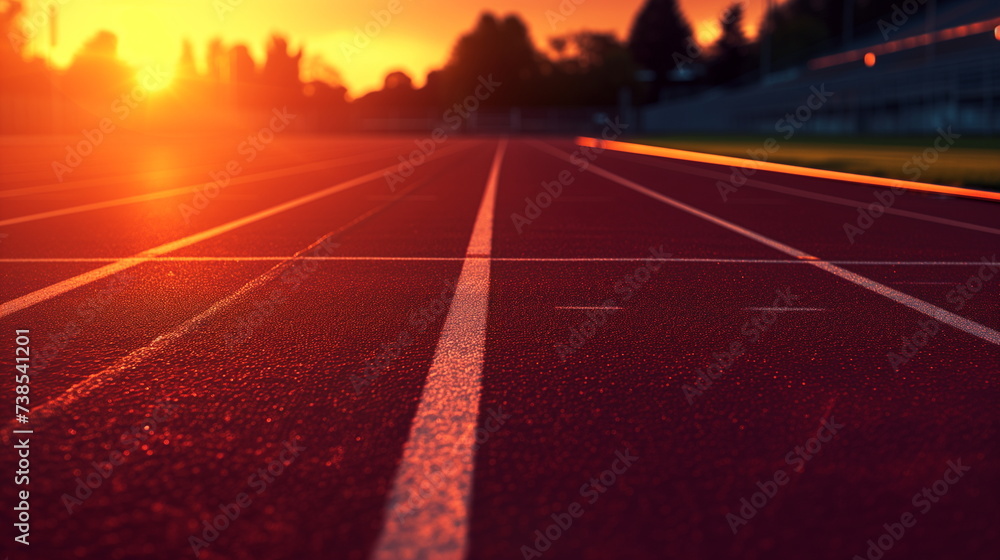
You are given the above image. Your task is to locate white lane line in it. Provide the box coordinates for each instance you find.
[372,139,506,560]
[0,143,423,227]
[746,307,825,311]
[727,198,788,205]
[0,163,210,196]
[0,257,993,265]
[0,147,469,319]
[0,189,203,227]
[24,238,335,424]
[367,195,438,201]
[494,258,996,266]
[532,142,1000,347]
[555,196,613,202]
[0,142,410,199]
[13,170,441,425]
[579,137,1000,204]
[602,147,1000,237]
[556,306,623,310]
[0,257,472,263]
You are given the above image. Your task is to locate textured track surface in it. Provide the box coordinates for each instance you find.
[0,134,997,560]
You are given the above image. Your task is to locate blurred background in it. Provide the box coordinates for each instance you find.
[1,0,998,185]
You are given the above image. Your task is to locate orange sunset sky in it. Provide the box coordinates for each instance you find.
[18,0,764,96]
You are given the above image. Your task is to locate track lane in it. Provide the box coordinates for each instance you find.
[467,138,999,559]
[587,143,1000,254]
[0,142,478,313]
[529,141,1000,346]
[0,136,996,560]
[0,140,500,560]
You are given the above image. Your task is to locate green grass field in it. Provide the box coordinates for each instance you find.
[633,135,1000,191]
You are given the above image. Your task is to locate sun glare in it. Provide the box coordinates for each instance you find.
[694,20,720,46]
[24,0,765,96]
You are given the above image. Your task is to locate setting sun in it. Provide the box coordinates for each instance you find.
[19,0,764,95]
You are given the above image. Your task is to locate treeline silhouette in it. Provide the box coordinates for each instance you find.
[0,0,969,133]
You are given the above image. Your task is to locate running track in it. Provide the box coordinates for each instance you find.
[0,133,997,560]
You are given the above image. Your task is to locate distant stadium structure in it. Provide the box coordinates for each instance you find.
[642,2,1000,135]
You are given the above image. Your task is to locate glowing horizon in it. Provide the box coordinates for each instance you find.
[17,0,761,96]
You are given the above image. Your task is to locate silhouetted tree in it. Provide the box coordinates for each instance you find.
[61,31,134,112]
[302,80,349,131]
[261,36,301,86]
[546,32,638,105]
[0,0,39,90]
[438,12,542,106]
[228,44,256,106]
[206,38,225,82]
[708,3,750,86]
[383,71,413,91]
[176,39,198,80]
[764,0,831,70]
[229,44,255,84]
[355,69,427,117]
[1,0,24,66]
[628,0,694,100]
[0,0,57,132]
[549,37,568,59]
[302,54,343,89]
[261,35,303,108]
